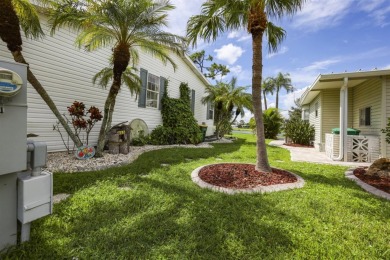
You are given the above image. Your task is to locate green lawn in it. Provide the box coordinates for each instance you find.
[2,134,389,259]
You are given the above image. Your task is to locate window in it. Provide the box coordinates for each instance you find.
[190,89,195,114]
[146,73,159,108]
[206,101,214,120]
[303,109,309,121]
[315,102,319,118]
[138,68,166,110]
[359,107,371,126]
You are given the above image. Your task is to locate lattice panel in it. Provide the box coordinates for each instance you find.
[352,138,369,152]
[347,135,380,163]
[351,152,369,162]
[325,134,333,159]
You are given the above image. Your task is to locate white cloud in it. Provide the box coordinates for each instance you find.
[228,31,240,39]
[278,87,308,112]
[382,64,390,69]
[301,59,341,72]
[293,0,353,31]
[369,5,390,27]
[358,0,386,12]
[267,46,289,59]
[226,30,251,42]
[237,35,251,42]
[167,0,204,36]
[228,65,243,75]
[214,44,244,65]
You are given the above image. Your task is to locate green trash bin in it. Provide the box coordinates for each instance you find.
[199,125,208,142]
[331,128,360,135]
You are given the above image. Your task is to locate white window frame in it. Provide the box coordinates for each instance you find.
[146,73,160,108]
[208,102,214,120]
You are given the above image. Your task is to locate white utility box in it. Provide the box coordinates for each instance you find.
[17,172,53,224]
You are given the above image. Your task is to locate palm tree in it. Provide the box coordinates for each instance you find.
[49,0,185,156]
[273,72,293,109]
[0,0,83,147]
[262,77,274,110]
[187,0,306,172]
[202,77,252,138]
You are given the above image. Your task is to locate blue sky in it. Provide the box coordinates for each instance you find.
[168,0,390,120]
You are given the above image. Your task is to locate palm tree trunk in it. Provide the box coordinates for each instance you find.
[95,44,129,157]
[252,31,272,173]
[95,87,119,157]
[11,51,83,147]
[263,89,267,110]
[276,88,279,109]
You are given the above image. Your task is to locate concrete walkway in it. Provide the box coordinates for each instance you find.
[269,140,371,167]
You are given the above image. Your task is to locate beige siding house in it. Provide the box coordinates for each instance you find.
[0,15,214,152]
[300,70,390,162]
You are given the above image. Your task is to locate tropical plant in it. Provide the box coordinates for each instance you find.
[271,72,294,109]
[0,0,83,147]
[288,98,302,121]
[201,77,252,138]
[187,0,306,172]
[284,118,314,146]
[49,0,184,156]
[150,83,202,145]
[262,77,274,110]
[380,118,390,144]
[249,108,284,139]
[263,108,283,139]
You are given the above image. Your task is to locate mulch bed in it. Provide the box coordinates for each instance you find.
[198,163,297,189]
[353,167,390,194]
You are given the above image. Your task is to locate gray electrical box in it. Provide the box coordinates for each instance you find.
[0,60,28,175]
[18,172,53,224]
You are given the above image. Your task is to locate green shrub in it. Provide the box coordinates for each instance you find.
[150,126,202,145]
[130,132,149,146]
[249,108,284,138]
[149,126,174,145]
[284,118,314,145]
[149,82,202,145]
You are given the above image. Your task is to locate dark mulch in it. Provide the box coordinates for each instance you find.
[198,163,297,189]
[353,167,390,194]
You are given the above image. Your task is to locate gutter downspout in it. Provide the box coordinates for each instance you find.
[332,77,348,161]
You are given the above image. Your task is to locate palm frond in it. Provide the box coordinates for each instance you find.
[265,21,286,53]
[12,0,44,39]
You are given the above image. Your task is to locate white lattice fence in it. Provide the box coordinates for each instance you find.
[325,134,333,159]
[346,135,380,162]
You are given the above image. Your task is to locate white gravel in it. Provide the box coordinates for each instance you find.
[44,138,233,173]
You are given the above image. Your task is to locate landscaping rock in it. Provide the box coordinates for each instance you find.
[367,158,390,178]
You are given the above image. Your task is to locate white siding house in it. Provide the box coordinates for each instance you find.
[0,15,214,152]
[300,69,390,162]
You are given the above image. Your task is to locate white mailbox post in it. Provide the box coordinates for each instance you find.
[0,60,52,251]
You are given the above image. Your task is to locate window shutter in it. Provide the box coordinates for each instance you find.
[159,77,167,110]
[138,68,147,108]
[206,101,210,120]
[191,89,195,114]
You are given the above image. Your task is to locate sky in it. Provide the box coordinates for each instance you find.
[166,0,390,121]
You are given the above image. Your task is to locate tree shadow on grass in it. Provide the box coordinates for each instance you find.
[53,138,245,194]
[4,177,301,259]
